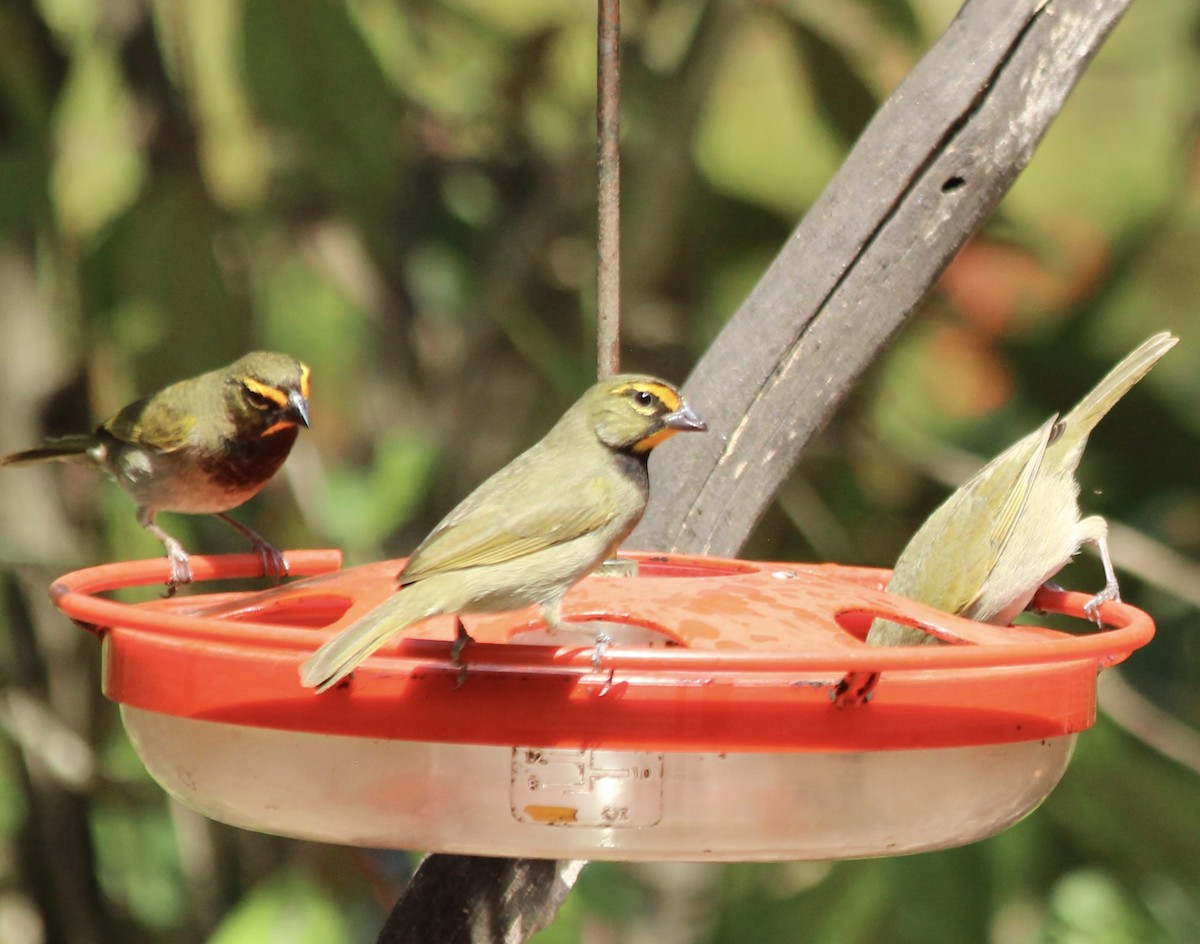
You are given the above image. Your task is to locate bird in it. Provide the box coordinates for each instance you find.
[300,374,707,693]
[2,351,311,594]
[834,331,1177,706]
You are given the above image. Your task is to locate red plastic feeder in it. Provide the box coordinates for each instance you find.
[52,550,1153,861]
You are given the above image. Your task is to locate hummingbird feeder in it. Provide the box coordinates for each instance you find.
[30,0,1162,895]
[53,549,1152,861]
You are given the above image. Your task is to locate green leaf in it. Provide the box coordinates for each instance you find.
[789,19,880,148]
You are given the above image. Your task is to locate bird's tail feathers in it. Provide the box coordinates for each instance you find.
[1061,331,1177,444]
[1,436,95,467]
[299,585,441,693]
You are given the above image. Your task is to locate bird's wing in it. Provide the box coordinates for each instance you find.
[101,391,197,453]
[400,473,622,582]
[957,415,1057,616]
[888,416,1057,620]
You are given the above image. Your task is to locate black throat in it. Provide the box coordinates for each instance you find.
[611,447,650,498]
[202,426,299,490]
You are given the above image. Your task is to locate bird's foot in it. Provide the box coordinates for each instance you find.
[140,513,192,596]
[450,620,475,664]
[1028,580,1066,614]
[595,557,639,578]
[831,671,876,708]
[252,538,289,586]
[450,619,475,689]
[591,630,613,672]
[162,538,194,598]
[214,513,288,585]
[1083,583,1121,626]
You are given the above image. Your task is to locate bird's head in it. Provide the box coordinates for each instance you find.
[225,352,312,437]
[583,375,707,453]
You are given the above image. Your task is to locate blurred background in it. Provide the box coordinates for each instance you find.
[1,0,1199,941]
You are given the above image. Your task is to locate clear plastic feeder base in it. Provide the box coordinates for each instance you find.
[51,549,1152,861]
[121,706,1074,861]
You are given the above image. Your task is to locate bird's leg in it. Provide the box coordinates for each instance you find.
[540,598,611,670]
[214,513,288,584]
[593,561,633,670]
[137,507,192,596]
[1077,515,1120,624]
[449,617,474,665]
[540,597,564,636]
[450,617,474,689]
[591,633,613,672]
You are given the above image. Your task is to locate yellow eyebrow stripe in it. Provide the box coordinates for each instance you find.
[242,377,289,407]
[299,363,311,400]
[617,381,682,411]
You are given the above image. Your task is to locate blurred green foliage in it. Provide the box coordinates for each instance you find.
[205,872,351,944]
[0,0,1198,941]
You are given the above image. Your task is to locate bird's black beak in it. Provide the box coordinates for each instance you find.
[663,402,706,433]
[287,389,311,429]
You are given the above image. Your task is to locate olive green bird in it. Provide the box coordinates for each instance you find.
[2,351,311,594]
[300,374,706,692]
[835,331,1177,705]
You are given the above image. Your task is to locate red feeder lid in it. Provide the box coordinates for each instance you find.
[50,549,1154,754]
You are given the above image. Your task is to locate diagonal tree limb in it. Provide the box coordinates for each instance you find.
[376,0,1136,941]
[376,856,585,944]
[631,0,1134,556]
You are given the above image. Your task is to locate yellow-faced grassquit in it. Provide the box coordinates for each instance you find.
[2,351,311,593]
[835,331,1176,705]
[300,374,706,692]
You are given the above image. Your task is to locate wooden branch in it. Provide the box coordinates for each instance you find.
[630,0,1134,557]
[375,857,584,944]
[376,0,1135,941]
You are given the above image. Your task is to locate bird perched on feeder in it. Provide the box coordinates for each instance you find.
[300,374,707,693]
[2,351,311,594]
[835,331,1177,706]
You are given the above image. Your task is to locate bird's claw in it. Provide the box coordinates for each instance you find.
[1082,585,1120,626]
[591,631,613,671]
[213,514,288,585]
[450,620,475,689]
[831,671,876,708]
[161,538,193,598]
[450,628,474,665]
[253,539,289,586]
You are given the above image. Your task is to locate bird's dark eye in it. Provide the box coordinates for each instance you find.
[632,389,655,408]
